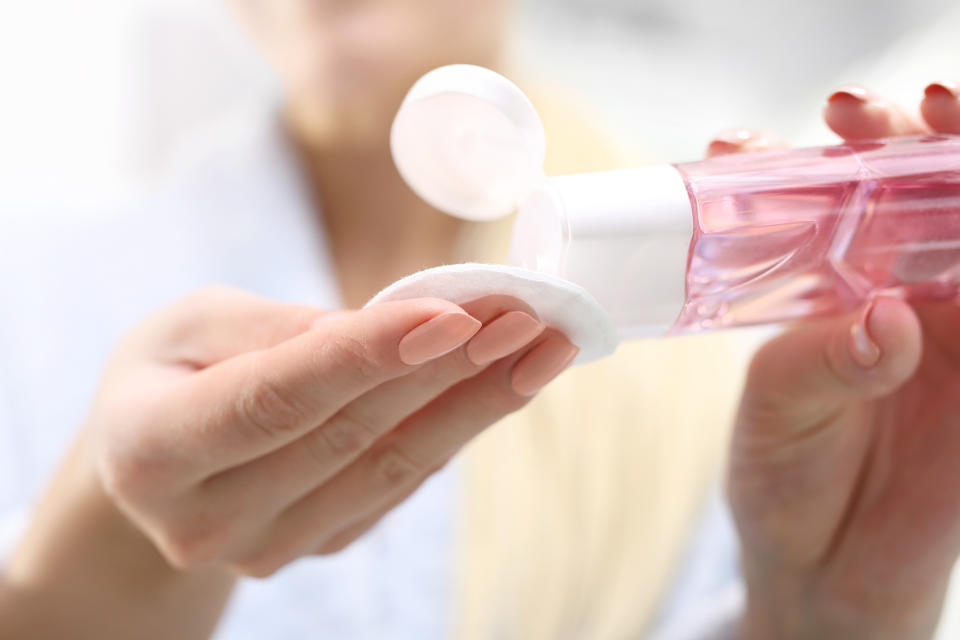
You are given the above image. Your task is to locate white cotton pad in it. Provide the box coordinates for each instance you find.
[366,263,620,364]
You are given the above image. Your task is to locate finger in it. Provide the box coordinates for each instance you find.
[921,82,960,134]
[738,296,921,432]
[706,128,791,158]
[311,470,435,557]
[152,298,481,475]
[231,331,577,575]
[136,287,323,367]
[199,297,544,523]
[314,513,383,556]
[309,453,457,558]
[232,474,428,575]
[824,86,929,140]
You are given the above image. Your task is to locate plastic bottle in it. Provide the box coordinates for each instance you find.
[390,65,960,338]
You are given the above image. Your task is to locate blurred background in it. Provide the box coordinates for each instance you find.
[1,0,960,633]
[2,0,959,216]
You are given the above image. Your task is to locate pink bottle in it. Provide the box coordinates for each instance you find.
[391,65,960,338]
[511,135,960,337]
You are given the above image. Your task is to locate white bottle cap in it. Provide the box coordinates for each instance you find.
[391,64,546,221]
[391,65,694,335]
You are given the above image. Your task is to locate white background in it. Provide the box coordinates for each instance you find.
[2,0,958,212]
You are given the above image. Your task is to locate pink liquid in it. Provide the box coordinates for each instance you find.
[673,135,960,332]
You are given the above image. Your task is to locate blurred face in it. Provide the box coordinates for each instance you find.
[230,0,513,147]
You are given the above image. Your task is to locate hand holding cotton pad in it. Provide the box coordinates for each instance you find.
[367,264,619,365]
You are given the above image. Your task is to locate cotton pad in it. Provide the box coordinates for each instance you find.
[366,263,619,364]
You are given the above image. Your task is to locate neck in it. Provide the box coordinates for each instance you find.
[287,123,466,308]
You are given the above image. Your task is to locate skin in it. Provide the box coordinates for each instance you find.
[713,85,960,639]
[228,0,514,309]
[2,3,578,638]
[2,289,570,639]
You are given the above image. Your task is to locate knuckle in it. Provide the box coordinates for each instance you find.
[97,442,172,506]
[136,287,247,353]
[419,350,481,389]
[314,411,378,459]
[288,308,324,334]
[316,530,362,555]
[371,445,422,488]
[229,550,288,580]
[319,331,381,381]
[158,519,228,570]
[97,448,142,503]
[230,560,280,580]
[239,370,310,439]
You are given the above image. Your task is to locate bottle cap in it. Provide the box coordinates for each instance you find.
[390,64,546,221]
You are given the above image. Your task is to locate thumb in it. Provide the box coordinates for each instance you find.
[136,287,325,367]
[740,296,922,428]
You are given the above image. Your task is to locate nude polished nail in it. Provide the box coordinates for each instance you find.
[398,313,481,365]
[466,311,544,366]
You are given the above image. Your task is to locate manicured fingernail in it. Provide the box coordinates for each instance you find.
[466,311,545,366]
[707,128,755,155]
[828,86,872,106]
[925,81,960,100]
[398,312,481,365]
[849,302,881,369]
[714,128,756,145]
[511,337,579,397]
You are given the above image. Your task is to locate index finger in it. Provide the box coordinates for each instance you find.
[921,82,960,134]
[154,298,481,476]
[823,86,929,140]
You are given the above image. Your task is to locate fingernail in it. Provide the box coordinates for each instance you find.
[511,337,579,397]
[466,311,545,366]
[714,128,756,145]
[925,81,960,100]
[707,128,755,155]
[849,302,881,369]
[399,312,482,365]
[828,86,872,106]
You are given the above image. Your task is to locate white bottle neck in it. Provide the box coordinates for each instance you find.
[511,165,695,337]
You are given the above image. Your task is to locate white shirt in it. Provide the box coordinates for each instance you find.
[0,108,742,639]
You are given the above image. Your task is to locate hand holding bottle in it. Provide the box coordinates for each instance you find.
[723,83,960,639]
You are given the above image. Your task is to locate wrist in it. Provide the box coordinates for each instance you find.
[3,430,235,639]
[740,558,943,640]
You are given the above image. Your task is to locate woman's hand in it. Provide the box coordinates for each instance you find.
[717,83,960,639]
[5,287,574,638]
[97,287,572,573]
